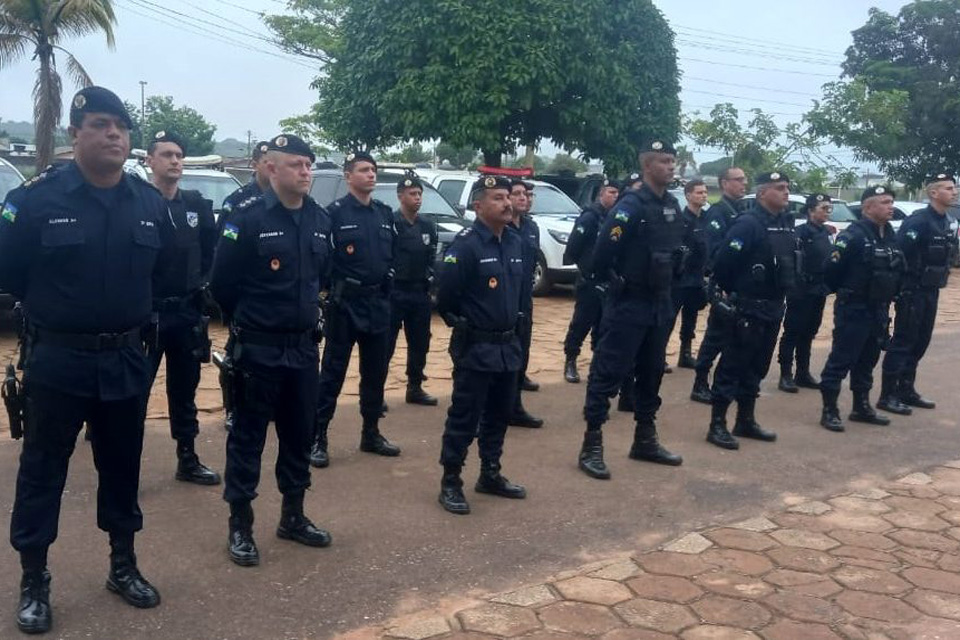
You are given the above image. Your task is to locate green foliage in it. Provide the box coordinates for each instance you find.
[435,142,478,169]
[547,153,588,174]
[267,0,680,170]
[382,142,432,164]
[127,96,217,156]
[507,154,547,173]
[807,1,960,187]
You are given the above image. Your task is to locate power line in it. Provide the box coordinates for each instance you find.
[684,88,814,109]
[681,57,838,78]
[683,76,822,98]
[673,23,847,58]
[677,39,841,67]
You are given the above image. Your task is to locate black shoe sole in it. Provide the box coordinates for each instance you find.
[629,453,683,466]
[16,617,51,635]
[848,414,890,426]
[564,376,581,383]
[820,421,845,432]
[732,431,778,442]
[406,399,439,406]
[105,579,160,609]
[690,392,711,405]
[509,421,544,428]
[438,495,470,514]
[778,385,799,394]
[903,401,936,409]
[175,472,222,486]
[228,550,260,567]
[578,462,611,480]
[359,445,401,456]
[276,528,332,548]
[706,435,740,450]
[877,403,912,416]
[309,457,329,468]
[474,485,527,499]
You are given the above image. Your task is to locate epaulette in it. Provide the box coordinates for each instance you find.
[20,165,55,189]
[328,199,342,210]
[455,228,472,239]
[235,195,262,212]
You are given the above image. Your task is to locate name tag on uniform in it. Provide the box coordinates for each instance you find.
[259,231,284,239]
[479,257,498,264]
[663,207,676,222]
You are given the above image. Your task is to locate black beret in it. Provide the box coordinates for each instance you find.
[396,173,423,191]
[926,171,956,185]
[755,171,790,185]
[69,86,132,129]
[150,130,187,155]
[622,172,643,189]
[252,141,269,161]
[265,134,315,163]
[641,139,677,155]
[344,151,377,169]
[509,177,534,191]
[860,185,896,202]
[804,193,831,209]
[602,177,621,190]
[470,175,512,198]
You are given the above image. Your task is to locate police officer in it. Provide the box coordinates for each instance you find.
[669,179,710,369]
[706,171,794,450]
[311,152,400,468]
[216,140,270,432]
[878,172,958,414]
[209,134,332,567]
[819,186,903,432]
[691,166,749,403]
[777,193,833,393]
[144,131,220,485]
[578,141,685,480]
[387,173,438,406]
[0,87,164,633]
[507,178,544,428]
[562,178,620,383]
[437,176,526,514]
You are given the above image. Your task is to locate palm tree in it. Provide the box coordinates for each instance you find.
[0,0,116,169]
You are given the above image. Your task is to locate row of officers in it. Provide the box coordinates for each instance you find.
[0,86,955,635]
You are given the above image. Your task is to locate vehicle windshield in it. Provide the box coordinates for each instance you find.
[372,184,463,220]
[530,185,581,215]
[0,165,23,203]
[829,202,857,223]
[179,174,242,209]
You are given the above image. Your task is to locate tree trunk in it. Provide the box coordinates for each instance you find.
[33,48,62,171]
[522,144,536,169]
[482,149,502,167]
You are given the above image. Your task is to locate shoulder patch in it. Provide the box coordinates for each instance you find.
[1,201,18,223]
[905,229,918,241]
[710,219,721,230]
[222,222,240,241]
[614,210,630,222]
[729,238,744,251]
[834,238,847,250]
[443,254,457,264]
[236,195,261,212]
[21,166,54,188]
[609,225,623,241]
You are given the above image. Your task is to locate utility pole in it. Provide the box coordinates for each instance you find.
[139,80,148,150]
[246,130,252,158]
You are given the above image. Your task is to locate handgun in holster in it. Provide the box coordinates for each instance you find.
[3,364,25,440]
[142,313,160,356]
[212,350,236,416]
[192,316,212,363]
[443,313,469,361]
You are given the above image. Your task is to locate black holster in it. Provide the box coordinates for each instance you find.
[3,364,25,440]
[192,316,212,363]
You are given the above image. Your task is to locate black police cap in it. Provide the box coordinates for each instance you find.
[397,173,423,192]
[755,171,790,185]
[622,172,642,189]
[509,177,534,191]
[265,134,315,163]
[860,185,896,202]
[470,175,512,199]
[804,193,831,209]
[150,130,187,156]
[69,86,132,129]
[252,141,269,161]
[602,177,621,191]
[641,139,677,155]
[926,171,956,185]
[344,151,377,169]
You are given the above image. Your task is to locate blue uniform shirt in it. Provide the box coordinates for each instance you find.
[392,209,438,286]
[209,189,331,368]
[563,202,606,278]
[220,179,263,233]
[514,214,539,310]
[437,219,523,372]
[0,162,166,400]
[897,205,951,290]
[327,193,395,333]
[705,195,745,263]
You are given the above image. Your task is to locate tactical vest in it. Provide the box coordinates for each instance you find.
[921,225,950,289]
[619,195,684,294]
[841,223,902,304]
[735,211,797,298]
[798,225,832,285]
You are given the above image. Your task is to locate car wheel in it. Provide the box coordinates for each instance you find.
[532,253,552,297]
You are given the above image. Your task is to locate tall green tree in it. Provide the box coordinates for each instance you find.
[0,0,116,169]
[547,153,588,174]
[807,1,960,187]
[434,141,477,169]
[126,96,217,156]
[267,0,680,172]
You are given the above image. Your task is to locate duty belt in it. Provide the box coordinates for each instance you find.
[393,280,430,292]
[233,327,315,347]
[33,326,143,351]
[469,328,516,344]
[153,290,201,312]
[333,278,381,298]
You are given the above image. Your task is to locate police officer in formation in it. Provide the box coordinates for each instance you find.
[209,134,332,567]
[578,141,685,480]
[387,173,439,406]
[777,193,833,393]
[144,131,221,485]
[819,186,903,432]
[612,172,643,412]
[436,176,527,514]
[0,87,165,633]
[311,152,400,468]
[707,171,794,450]
[217,140,270,432]
[562,178,620,384]
[507,178,544,428]
[669,179,710,369]
[878,172,957,414]
[691,166,749,403]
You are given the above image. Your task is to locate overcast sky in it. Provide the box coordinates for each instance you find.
[0,0,908,165]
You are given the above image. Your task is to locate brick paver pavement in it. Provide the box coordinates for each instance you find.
[342,463,960,640]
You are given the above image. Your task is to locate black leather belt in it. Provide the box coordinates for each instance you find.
[33,327,143,351]
[393,280,429,292]
[470,328,516,344]
[153,291,200,312]
[234,328,314,347]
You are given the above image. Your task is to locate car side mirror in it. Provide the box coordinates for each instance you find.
[454,204,466,216]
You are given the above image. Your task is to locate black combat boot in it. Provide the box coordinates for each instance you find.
[360,419,401,456]
[778,365,799,393]
[521,375,540,392]
[228,501,259,566]
[795,348,820,389]
[564,357,581,383]
[678,341,696,369]
[509,399,544,428]
[617,377,636,413]
[405,382,438,406]
[877,374,912,415]
[690,371,712,404]
[310,423,329,468]
[732,397,777,442]
[439,468,470,514]
[629,420,683,466]
[105,533,160,608]
[706,400,739,450]
[663,361,673,374]
[578,429,611,479]
[277,492,332,547]
[849,390,890,426]
[380,401,389,416]
[819,388,844,432]
[17,549,51,634]
[900,373,936,409]
[475,462,527,499]
[175,439,221,485]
